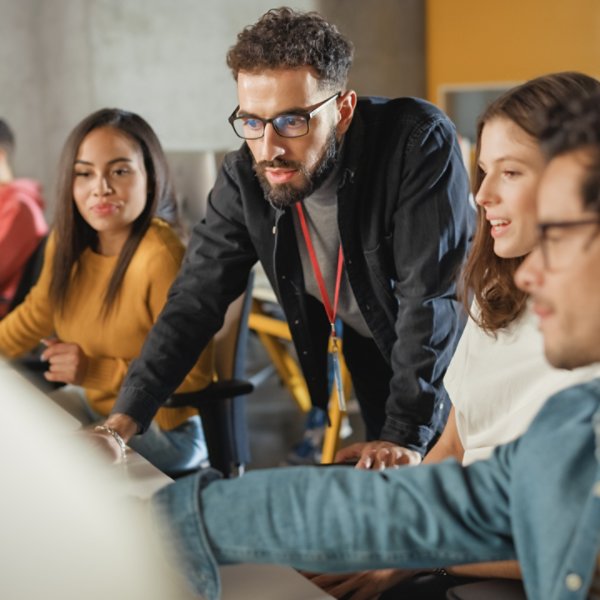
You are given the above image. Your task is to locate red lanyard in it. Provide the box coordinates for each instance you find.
[295,203,344,332]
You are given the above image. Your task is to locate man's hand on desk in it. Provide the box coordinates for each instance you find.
[85,414,139,463]
[335,441,421,470]
[104,413,140,443]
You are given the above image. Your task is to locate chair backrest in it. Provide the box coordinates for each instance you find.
[198,270,255,476]
[214,269,254,381]
[8,234,48,313]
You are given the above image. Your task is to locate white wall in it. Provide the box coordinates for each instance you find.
[0,0,423,216]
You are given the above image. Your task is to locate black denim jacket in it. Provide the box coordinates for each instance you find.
[115,96,474,453]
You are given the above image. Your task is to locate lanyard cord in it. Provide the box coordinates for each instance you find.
[295,202,344,329]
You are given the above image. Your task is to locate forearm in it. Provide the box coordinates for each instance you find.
[446,560,521,580]
[115,220,255,429]
[424,407,464,464]
[152,460,516,600]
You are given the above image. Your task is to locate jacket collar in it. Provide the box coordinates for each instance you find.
[338,104,365,189]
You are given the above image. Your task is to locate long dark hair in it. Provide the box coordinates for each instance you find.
[462,72,600,333]
[50,108,177,315]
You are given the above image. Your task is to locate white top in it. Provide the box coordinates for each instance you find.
[444,306,600,465]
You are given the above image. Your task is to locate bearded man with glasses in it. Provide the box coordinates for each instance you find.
[109,7,473,470]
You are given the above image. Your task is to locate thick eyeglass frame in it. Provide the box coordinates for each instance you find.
[228,92,341,140]
[537,217,600,270]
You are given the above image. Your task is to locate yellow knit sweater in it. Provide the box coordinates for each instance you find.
[0,218,214,430]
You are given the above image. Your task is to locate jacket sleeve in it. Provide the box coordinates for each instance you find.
[113,163,257,431]
[381,115,473,452]
[0,232,56,356]
[0,192,40,288]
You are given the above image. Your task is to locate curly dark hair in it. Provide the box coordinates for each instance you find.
[226,7,354,90]
[461,72,600,334]
[540,90,600,215]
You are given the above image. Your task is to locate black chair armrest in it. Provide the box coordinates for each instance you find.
[166,379,254,409]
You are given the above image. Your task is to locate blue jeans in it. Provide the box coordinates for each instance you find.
[49,385,207,475]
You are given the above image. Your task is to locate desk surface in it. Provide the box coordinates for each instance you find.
[117,446,333,599]
[0,360,332,600]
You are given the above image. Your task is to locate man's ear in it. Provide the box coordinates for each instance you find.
[336,90,357,136]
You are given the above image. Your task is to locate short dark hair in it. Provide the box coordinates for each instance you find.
[0,118,15,159]
[540,90,600,215]
[51,108,177,315]
[226,7,353,90]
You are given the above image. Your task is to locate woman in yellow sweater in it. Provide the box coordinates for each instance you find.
[0,108,214,475]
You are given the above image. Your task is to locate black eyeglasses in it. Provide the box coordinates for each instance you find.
[537,217,600,271]
[228,92,341,140]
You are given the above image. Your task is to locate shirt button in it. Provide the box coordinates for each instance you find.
[594,482,600,497]
[565,573,583,591]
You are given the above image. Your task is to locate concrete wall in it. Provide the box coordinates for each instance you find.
[0,0,424,216]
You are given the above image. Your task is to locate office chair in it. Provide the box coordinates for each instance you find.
[166,271,255,477]
[7,235,48,313]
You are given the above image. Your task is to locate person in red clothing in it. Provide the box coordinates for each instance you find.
[0,119,48,317]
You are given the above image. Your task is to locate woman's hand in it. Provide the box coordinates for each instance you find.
[41,338,89,385]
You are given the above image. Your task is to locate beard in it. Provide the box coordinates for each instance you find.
[253,129,339,209]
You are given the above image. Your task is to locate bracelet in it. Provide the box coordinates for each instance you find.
[95,425,128,462]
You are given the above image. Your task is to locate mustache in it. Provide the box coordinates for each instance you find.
[254,158,303,173]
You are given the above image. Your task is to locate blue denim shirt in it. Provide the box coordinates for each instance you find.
[152,380,600,600]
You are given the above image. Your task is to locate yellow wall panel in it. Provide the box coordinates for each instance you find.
[426,0,600,103]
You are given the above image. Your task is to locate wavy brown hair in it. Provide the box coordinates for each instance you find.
[226,7,353,91]
[50,108,177,316]
[462,72,600,333]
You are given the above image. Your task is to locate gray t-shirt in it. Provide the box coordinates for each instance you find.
[292,163,371,338]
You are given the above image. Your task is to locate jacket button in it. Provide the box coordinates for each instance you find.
[294,320,300,325]
[565,573,583,591]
